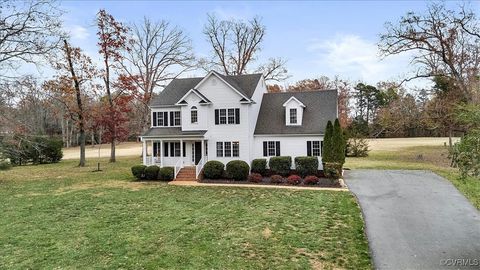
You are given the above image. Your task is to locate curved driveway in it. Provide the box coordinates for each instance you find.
[345,170,480,270]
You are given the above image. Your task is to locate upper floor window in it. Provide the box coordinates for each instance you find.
[263,141,280,156]
[153,111,180,127]
[215,108,240,125]
[191,106,198,124]
[289,108,297,124]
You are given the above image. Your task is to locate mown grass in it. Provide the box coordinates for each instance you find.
[0,157,371,269]
[345,145,480,209]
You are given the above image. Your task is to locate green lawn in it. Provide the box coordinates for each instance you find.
[0,157,371,269]
[345,145,480,209]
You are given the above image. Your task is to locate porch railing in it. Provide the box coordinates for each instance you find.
[195,156,207,179]
[174,158,183,179]
[145,156,161,166]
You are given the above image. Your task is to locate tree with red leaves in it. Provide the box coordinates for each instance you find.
[96,9,130,163]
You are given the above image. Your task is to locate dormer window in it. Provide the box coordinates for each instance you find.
[289,108,297,124]
[283,96,305,126]
[191,106,198,124]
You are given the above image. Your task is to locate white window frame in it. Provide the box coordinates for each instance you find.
[173,111,181,126]
[289,108,297,124]
[312,141,321,156]
[216,141,239,157]
[219,109,227,124]
[267,141,277,156]
[191,107,198,124]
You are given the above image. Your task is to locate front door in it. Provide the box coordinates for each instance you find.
[194,142,202,165]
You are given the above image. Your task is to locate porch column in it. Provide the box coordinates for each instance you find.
[201,139,205,161]
[142,139,146,165]
[160,139,163,167]
[180,139,184,168]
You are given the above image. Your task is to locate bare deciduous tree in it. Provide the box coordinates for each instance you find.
[202,14,289,81]
[379,2,480,102]
[122,17,194,132]
[0,0,64,77]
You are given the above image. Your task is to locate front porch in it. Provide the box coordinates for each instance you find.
[141,137,208,180]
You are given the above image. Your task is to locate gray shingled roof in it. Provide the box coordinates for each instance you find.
[150,72,262,107]
[254,90,338,135]
[141,127,207,137]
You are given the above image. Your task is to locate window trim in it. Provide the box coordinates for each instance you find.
[289,108,297,124]
[216,141,240,157]
[215,108,240,125]
[190,106,198,124]
[263,141,280,157]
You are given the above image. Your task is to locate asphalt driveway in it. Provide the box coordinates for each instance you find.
[345,170,480,270]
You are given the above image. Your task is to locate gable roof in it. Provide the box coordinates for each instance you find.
[150,72,263,107]
[175,89,211,105]
[254,90,338,135]
[282,96,306,108]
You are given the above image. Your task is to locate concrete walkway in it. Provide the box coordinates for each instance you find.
[169,181,348,191]
[345,170,480,270]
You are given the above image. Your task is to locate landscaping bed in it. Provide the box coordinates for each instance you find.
[200,171,343,188]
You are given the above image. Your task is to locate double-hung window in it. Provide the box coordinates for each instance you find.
[263,141,280,156]
[289,108,297,124]
[307,141,322,157]
[215,108,240,125]
[190,106,198,124]
[216,141,240,157]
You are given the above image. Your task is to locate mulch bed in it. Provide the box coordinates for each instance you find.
[199,177,342,188]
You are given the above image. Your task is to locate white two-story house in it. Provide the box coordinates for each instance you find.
[140,71,338,179]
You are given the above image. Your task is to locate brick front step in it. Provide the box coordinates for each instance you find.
[174,167,198,181]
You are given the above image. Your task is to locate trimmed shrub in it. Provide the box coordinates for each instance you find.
[294,156,318,177]
[287,175,301,185]
[145,165,160,180]
[269,156,292,176]
[248,173,263,183]
[0,158,11,170]
[251,158,267,175]
[203,160,224,179]
[159,167,174,181]
[324,162,343,179]
[226,160,250,181]
[270,174,284,184]
[304,175,319,185]
[131,164,147,180]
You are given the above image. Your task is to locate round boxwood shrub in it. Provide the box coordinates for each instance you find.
[159,166,174,181]
[268,156,292,176]
[304,175,320,185]
[226,160,250,181]
[294,156,318,177]
[144,165,160,180]
[287,174,302,185]
[251,158,267,175]
[248,173,263,183]
[203,160,224,179]
[131,164,147,180]
[270,174,284,184]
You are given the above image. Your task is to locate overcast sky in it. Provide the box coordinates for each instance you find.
[55,0,479,89]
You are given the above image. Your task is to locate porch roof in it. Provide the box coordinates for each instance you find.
[140,127,207,138]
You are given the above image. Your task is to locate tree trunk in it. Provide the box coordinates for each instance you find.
[448,127,453,149]
[110,139,116,163]
[91,132,95,148]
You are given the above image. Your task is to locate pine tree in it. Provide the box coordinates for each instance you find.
[322,121,334,163]
[333,118,346,164]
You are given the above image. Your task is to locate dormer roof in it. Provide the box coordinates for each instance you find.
[254,90,338,135]
[175,89,211,105]
[282,96,306,108]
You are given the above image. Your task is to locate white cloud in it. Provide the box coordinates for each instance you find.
[68,25,90,41]
[307,34,427,87]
